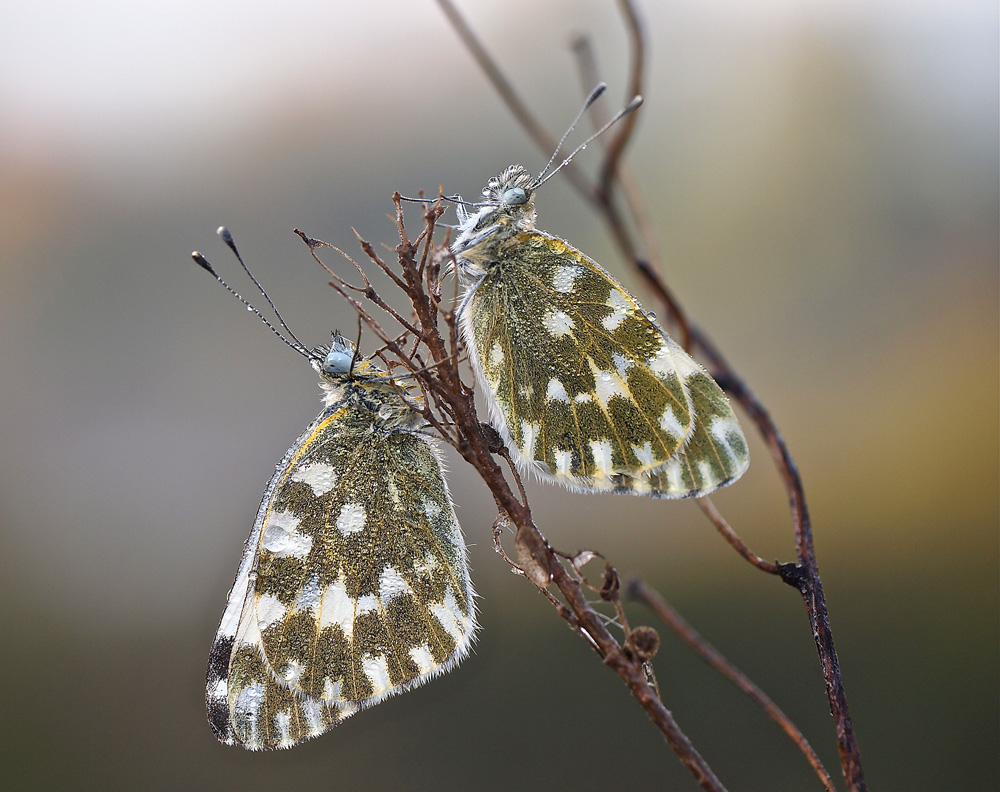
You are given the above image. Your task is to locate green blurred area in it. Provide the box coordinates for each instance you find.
[0,2,996,790]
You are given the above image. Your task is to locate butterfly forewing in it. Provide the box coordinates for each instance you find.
[207,366,475,750]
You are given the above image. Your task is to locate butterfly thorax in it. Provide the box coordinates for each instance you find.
[318,374,424,433]
[453,164,539,283]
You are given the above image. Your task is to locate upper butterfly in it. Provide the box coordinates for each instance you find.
[452,155,749,498]
[194,238,475,750]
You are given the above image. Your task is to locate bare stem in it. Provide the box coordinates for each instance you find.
[697,497,781,575]
[437,3,867,789]
[629,579,837,792]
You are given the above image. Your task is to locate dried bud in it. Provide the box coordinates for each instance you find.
[479,422,505,454]
[600,565,620,601]
[625,625,661,662]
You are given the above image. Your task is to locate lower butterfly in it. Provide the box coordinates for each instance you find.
[194,238,475,750]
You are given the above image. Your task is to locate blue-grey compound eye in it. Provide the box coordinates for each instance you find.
[501,187,528,206]
[323,349,353,374]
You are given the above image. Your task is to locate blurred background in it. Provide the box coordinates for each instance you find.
[1,1,996,789]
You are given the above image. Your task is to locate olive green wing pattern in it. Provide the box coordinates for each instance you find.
[461,230,748,498]
[207,384,475,750]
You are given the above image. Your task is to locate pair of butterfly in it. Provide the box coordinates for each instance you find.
[197,92,749,750]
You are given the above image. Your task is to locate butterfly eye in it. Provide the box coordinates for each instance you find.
[501,187,527,207]
[323,349,353,374]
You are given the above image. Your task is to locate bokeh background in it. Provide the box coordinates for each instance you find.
[2,1,996,790]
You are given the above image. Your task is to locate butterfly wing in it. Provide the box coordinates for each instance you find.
[206,388,476,749]
[459,229,748,498]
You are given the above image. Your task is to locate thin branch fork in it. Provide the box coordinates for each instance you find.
[628,579,837,792]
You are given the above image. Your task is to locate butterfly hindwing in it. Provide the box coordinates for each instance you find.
[455,167,748,498]
[207,347,476,750]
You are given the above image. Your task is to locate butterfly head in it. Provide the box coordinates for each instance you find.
[452,165,539,279]
[312,333,385,382]
[312,333,424,419]
[482,164,538,210]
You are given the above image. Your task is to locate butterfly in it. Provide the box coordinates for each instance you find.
[451,158,749,498]
[193,236,477,751]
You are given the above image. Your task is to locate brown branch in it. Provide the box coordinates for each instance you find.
[629,579,837,792]
[571,34,665,288]
[434,0,598,204]
[697,496,781,575]
[596,0,645,202]
[642,268,867,789]
[438,3,867,790]
[389,201,729,788]
[301,194,732,790]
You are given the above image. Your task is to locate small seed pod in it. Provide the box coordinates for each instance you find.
[625,625,661,662]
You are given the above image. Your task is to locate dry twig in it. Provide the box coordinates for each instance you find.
[432,1,868,790]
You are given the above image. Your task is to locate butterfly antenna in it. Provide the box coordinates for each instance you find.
[215,226,311,353]
[191,240,313,361]
[535,93,643,189]
[350,314,363,374]
[398,192,479,209]
[537,82,608,182]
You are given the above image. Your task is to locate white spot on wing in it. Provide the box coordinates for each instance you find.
[589,439,614,476]
[542,310,574,337]
[281,659,302,685]
[414,551,439,576]
[574,393,592,404]
[262,511,313,558]
[698,461,719,488]
[234,682,265,726]
[336,502,366,535]
[554,449,572,476]
[632,441,656,467]
[209,678,228,705]
[593,368,627,409]
[489,343,504,368]
[710,416,743,463]
[602,290,630,331]
[363,654,392,696]
[275,710,292,747]
[379,566,411,602]
[612,352,631,379]
[649,341,702,379]
[319,578,354,638]
[410,644,436,674]
[423,499,441,520]
[662,457,684,492]
[520,421,539,460]
[294,576,321,613]
[552,265,580,293]
[301,697,325,735]
[256,593,287,629]
[430,587,468,644]
[290,462,339,496]
[322,678,343,701]
[356,594,378,615]
[546,378,570,402]
[659,406,685,439]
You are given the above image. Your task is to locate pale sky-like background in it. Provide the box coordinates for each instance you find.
[1,1,996,790]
